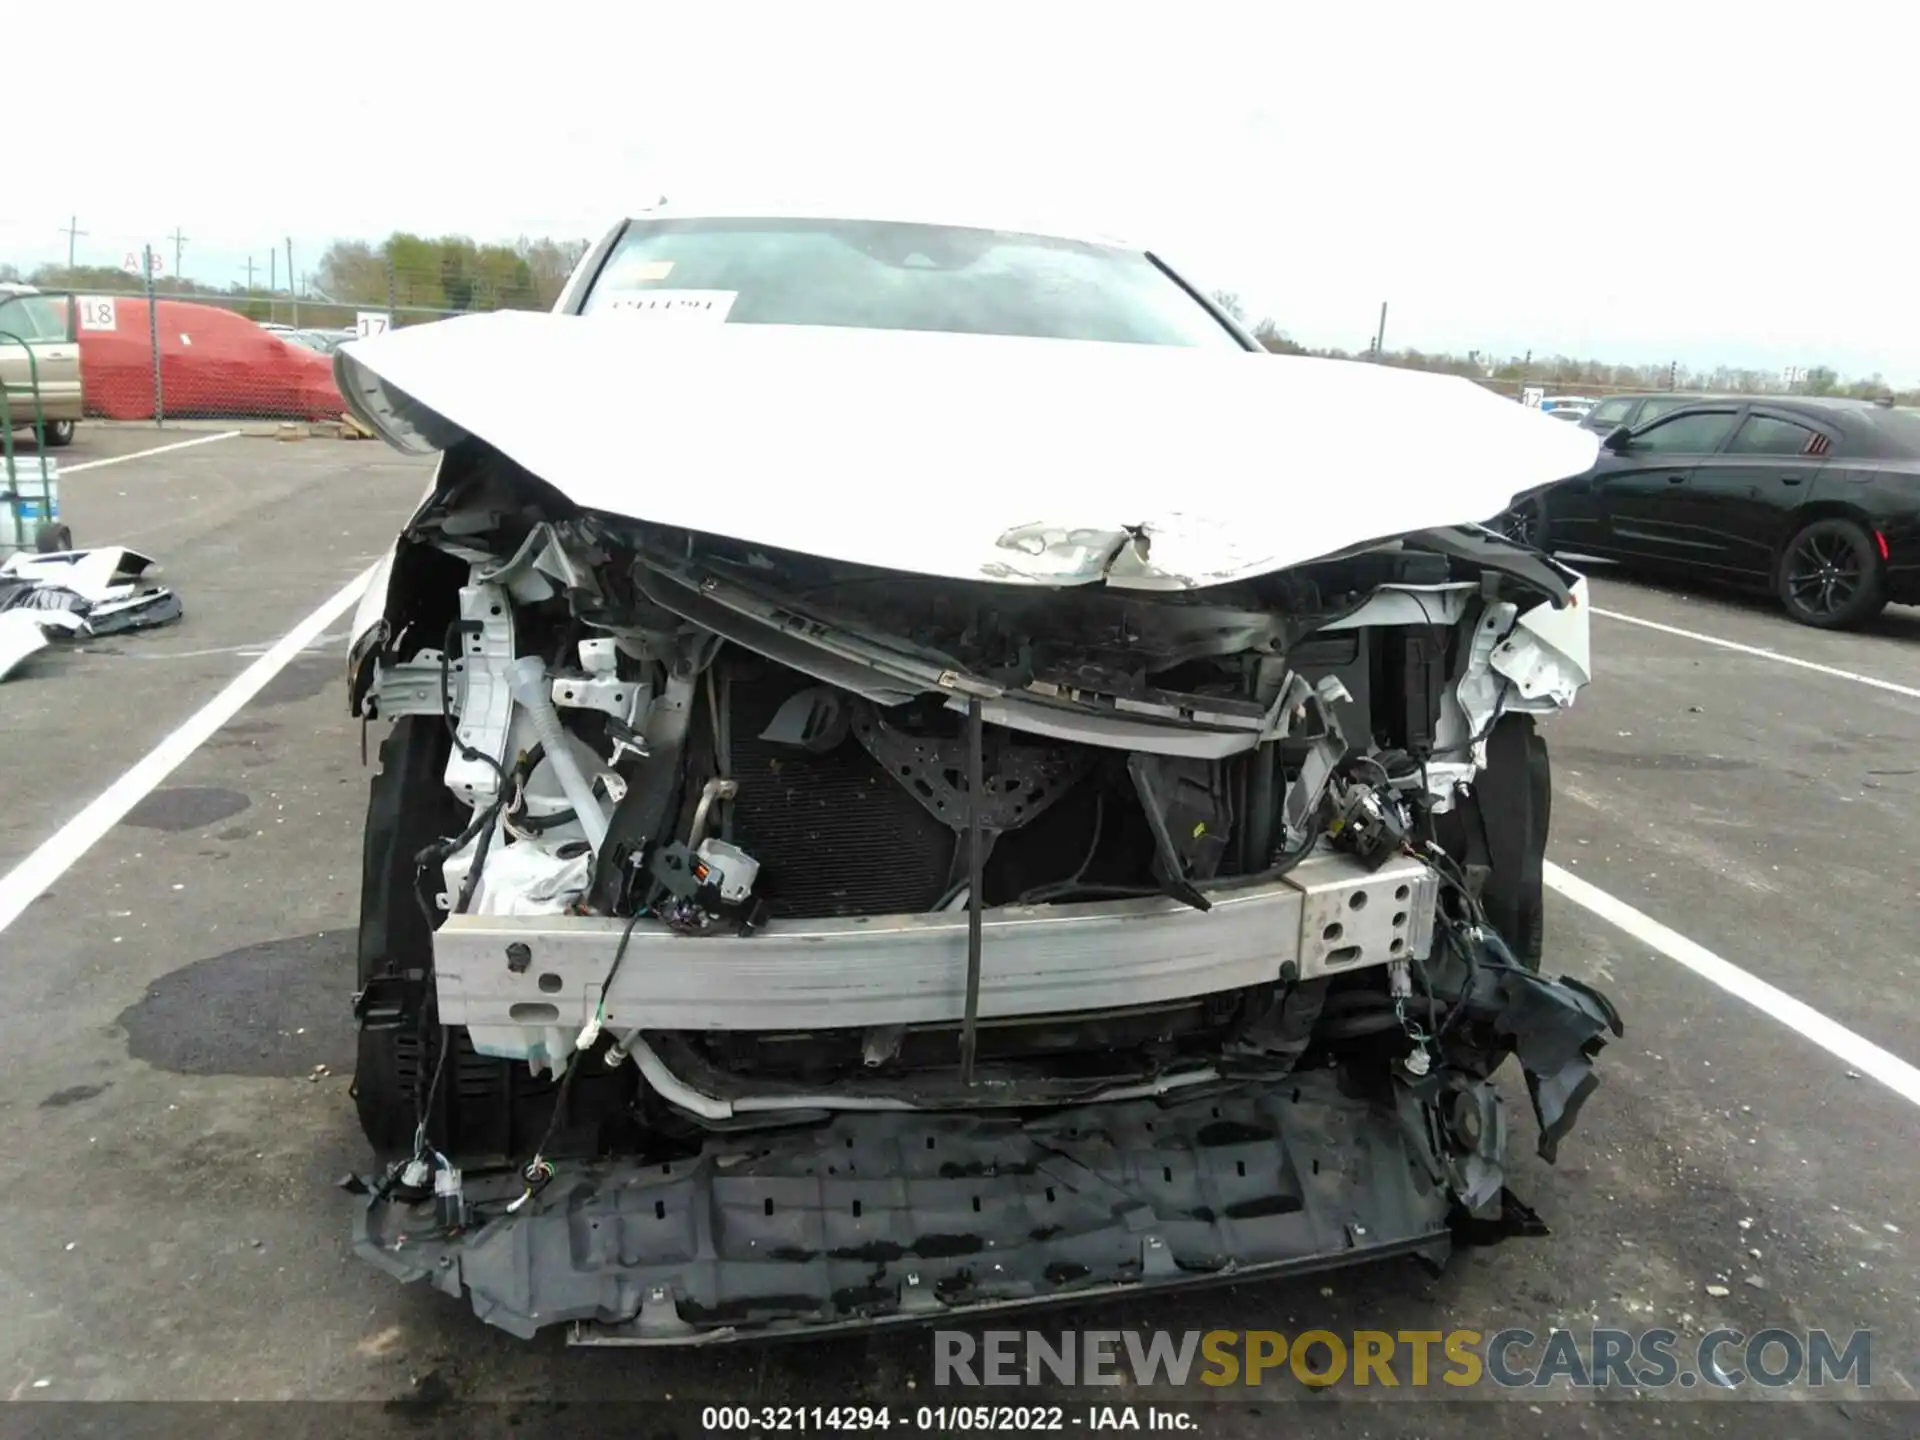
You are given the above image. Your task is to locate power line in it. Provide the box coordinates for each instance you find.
[60,215,88,274]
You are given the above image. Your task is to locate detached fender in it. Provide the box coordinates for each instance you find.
[347,547,396,718]
[347,468,444,718]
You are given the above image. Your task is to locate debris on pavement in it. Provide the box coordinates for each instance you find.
[0,547,183,679]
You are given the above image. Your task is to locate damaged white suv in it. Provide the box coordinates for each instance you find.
[337,203,1620,1342]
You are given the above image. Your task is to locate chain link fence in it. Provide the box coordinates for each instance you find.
[3,239,565,428]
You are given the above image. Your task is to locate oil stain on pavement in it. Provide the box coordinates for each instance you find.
[256,658,336,707]
[119,786,251,832]
[117,931,355,1078]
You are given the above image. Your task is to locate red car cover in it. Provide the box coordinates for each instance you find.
[78,298,344,421]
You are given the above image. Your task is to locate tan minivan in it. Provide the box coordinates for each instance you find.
[0,283,82,447]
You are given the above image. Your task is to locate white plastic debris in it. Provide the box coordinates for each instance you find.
[0,546,182,678]
[1,545,155,601]
[0,610,52,679]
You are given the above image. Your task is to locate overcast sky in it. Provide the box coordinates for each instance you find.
[7,2,1910,382]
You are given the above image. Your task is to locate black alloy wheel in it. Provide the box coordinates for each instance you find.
[1497,496,1548,551]
[1777,516,1887,630]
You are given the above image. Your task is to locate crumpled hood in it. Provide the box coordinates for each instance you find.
[337,312,1596,589]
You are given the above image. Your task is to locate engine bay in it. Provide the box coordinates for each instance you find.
[347,441,1619,1323]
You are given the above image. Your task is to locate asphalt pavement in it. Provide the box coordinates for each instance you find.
[0,432,1913,1435]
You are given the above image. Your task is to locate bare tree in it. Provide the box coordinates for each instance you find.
[1251,317,1305,354]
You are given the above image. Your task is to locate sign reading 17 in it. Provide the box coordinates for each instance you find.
[356,312,391,340]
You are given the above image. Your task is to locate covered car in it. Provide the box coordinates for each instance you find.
[336,203,1618,1343]
[77,297,344,421]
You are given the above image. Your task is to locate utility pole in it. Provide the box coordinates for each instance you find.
[287,238,298,327]
[60,215,88,277]
[1372,301,1389,362]
[245,256,255,292]
[169,226,188,281]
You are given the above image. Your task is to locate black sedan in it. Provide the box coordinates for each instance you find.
[1498,396,1920,629]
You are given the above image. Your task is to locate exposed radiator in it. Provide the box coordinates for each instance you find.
[725,670,956,918]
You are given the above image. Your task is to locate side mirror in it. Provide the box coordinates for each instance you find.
[1602,425,1632,452]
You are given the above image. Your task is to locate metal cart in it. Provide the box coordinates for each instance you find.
[0,327,72,560]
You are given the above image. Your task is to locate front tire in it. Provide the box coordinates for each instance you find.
[41,419,75,448]
[354,716,463,1161]
[1432,713,1550,969]
[1777,516,1886,630]
[354,715,630,1166]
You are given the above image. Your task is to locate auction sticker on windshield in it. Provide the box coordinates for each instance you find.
[601,289,737,320]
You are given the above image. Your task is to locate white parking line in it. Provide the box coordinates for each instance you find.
[0,567,371,938]
[1547,861,1920,1108]
[1592,606,1920,701]
[58,431,242,475]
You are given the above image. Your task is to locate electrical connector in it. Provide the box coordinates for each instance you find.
[433,1163,466,1231]
[506,1157,557,1215]
[1327,783,1410,872]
